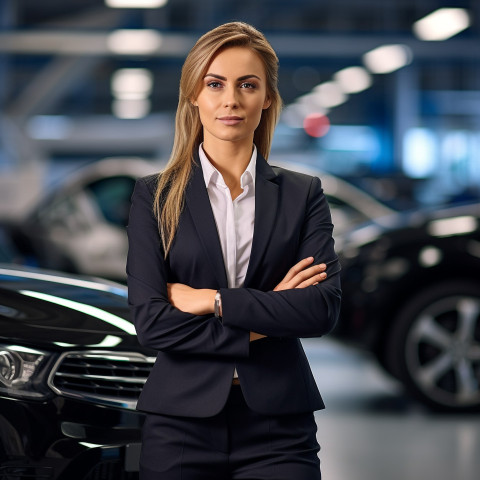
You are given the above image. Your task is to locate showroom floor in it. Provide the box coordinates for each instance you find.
[303,338,480,480]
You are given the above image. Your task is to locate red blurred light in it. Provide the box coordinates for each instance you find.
[303,113,330,138]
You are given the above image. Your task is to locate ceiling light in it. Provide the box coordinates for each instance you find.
[111,68,153,99]
[105,0,168,8]
[363,44,412,74]
[312,81,348,108]
[413,8,470,41]
[107,30,162,55]
[428,216,478,237]
[334,66,372,94]
[112,99,151,119]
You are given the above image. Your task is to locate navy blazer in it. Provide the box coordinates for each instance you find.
[127,154,341,418]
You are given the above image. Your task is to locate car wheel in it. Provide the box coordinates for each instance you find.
[387,280,480,412]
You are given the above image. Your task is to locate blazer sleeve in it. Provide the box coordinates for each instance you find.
[220,175,342,338]
[127,177,250,357]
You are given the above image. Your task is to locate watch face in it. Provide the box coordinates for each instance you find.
[214,291,222,317]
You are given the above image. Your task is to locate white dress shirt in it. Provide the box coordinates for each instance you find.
[198,144,256,289]
[199,145,256,380]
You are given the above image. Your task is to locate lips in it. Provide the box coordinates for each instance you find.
[218,116,243,126]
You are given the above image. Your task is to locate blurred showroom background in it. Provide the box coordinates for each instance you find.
[1,0,479,219]
[0,0,479,277]
[0,1,480,479]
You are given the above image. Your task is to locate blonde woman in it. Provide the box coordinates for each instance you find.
[127,22,341,480]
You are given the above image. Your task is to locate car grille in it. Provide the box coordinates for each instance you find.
[48,351,155,409]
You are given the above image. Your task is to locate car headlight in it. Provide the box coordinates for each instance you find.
[0,345,53,400]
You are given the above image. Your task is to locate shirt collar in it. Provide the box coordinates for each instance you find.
[198,144,257,189]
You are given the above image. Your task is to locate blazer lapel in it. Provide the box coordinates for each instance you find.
[244,155,279,286]
[185,161,228,288]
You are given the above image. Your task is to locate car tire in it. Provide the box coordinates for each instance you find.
[386,280,480,412]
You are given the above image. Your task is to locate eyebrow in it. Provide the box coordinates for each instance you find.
[204,73,262,81]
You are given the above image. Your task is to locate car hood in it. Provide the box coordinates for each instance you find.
[336,201,480,253]
[0,265,147,351]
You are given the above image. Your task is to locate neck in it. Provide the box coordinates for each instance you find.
[202,139,254,186]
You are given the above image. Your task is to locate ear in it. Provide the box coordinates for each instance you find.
[191,99,198,107]
[263,95,272,110]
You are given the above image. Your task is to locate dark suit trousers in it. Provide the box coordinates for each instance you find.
[139,385,321,480]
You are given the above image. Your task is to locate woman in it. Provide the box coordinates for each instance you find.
[127,22,341,480]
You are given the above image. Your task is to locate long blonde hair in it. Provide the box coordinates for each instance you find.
[154,22,282,255]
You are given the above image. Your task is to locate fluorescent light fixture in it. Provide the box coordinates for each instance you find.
[312,81,347,108]
[112,98,151,119]
[363,44,412,74]
[107,30,162,55]
[428,216,478,238]
[334,66,372,94]
[106,0,168,8]
[111,68,153,99]
[413,8,470,41]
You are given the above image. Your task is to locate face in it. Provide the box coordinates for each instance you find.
[193,46,271,148]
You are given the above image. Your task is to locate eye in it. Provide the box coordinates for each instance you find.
[240,82,257,89]
[206,81,223,89]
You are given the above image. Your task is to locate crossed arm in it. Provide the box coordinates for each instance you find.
[128,175,341,356]
[167,256,328,341]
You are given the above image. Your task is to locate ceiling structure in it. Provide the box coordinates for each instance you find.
[0,0,479,166]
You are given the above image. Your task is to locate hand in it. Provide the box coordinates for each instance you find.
[167,283,216,315]
[251,257,327,341]
[273,257,327,292]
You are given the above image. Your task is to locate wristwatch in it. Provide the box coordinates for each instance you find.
[214,290,222,318]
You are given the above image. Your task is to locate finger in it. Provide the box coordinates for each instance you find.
[294,270,326,288]
[282,257,315,282]
[276,264,324,291]
[296,272,327,289]
[287,263,326,288]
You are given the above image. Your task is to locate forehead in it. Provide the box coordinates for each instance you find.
[206,46,266,77]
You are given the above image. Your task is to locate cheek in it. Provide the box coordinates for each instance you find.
[250,94,269,113]
[199,94,221,111]
[196,100,215,125]
[249,100,266,123]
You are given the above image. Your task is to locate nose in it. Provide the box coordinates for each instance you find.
[223,85,239,108]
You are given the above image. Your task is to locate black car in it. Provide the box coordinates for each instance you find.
[0,265,155,479]
[335,201,480,412]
